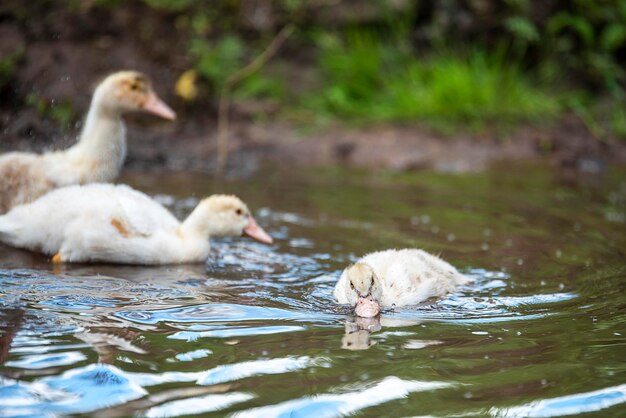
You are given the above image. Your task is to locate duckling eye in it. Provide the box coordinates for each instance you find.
[129,83,139,91]
[350,282,355,289]
[235,208,243,216]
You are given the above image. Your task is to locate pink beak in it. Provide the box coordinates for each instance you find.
[355,294,381,318]
[142,91,177,120]
[243,215,273,245]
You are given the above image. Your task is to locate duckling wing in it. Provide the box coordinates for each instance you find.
[0,184,179,255]
[112,185,180,237]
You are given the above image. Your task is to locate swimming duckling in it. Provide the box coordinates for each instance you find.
[0,184,272,265]
[334,249,469,317]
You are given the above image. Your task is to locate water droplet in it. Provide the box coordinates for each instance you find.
[517,258,524,266]
[483,228,492,237]
[446,233,456,242]
[420,215,430,225]
[555,249,562,258]
[541,379,547,385]
[430,226,439,234]
[516,331,522,336]
[540,280,546,286]
[481,243,489,251]
[464,391,473,399]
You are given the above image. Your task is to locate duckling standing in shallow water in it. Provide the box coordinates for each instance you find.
[334,248,470,317]
[0,71,175,214]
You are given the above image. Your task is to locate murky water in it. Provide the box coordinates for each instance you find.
[1,163,625,417]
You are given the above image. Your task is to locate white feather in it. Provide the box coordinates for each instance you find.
[0,184,202,264]
[334,248,470,308]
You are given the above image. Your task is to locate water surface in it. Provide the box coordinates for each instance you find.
[1,163,625,417]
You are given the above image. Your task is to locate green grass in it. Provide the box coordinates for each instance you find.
[0,47,24,89]
[26,94,76,132]
[191,35,284,100]
[187,27,623,139]
[294,31,561,132]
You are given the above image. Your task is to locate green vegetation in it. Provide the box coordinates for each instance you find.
[191,35,284,101]
[176,0,625,137]
[296,31,559,130]
[3,0,625,138]
[0,47,23,90]
[26,94,76,132]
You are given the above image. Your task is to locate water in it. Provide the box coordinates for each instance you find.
[1,163,625,417]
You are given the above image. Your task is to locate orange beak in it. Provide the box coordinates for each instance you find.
[243,215,273,245]
[142,91,176,120]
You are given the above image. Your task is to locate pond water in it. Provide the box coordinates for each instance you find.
[1,163,625,417]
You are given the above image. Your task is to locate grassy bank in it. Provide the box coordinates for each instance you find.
[1,0,624,140]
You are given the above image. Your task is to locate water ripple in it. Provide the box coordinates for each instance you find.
[168,325,306,341]
[491,384,626,417]
[0,364,147,415]
[127,356,314,387]
[115,303,335,325]
[6,351,86,370]
[144,392,255,418]
[231,376,450,418]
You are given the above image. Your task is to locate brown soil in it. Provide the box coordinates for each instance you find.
[1,2,625,176]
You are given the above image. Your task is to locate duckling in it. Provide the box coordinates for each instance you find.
[0,184,272,265]
[0,71,175,214]
[334,249,470,317]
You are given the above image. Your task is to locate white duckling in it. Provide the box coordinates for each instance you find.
[0,71,176,214]
[334,248,470,317]
[0,184,273,265]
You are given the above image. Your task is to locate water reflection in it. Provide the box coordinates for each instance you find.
[491,384,626,417]
[232,376,450,418]
[341,316,422,351]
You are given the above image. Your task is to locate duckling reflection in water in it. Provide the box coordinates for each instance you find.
[341,316,422,351]
[342,316,382,350]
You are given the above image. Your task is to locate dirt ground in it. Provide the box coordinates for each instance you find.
[1,3,625,176]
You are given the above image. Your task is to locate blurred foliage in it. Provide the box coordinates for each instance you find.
[2,0,625,137]
[0,47,23,91]
[190,35,284,100]
[298,30,559,130]
[26,94,76,132]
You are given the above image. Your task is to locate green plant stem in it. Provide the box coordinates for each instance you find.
[216,23,296,174]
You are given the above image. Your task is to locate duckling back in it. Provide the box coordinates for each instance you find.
[337,248,469,309]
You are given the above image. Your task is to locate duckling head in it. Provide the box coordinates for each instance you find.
[346,263,382,317]
[94,71,176,120]
[187,195,273,244]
